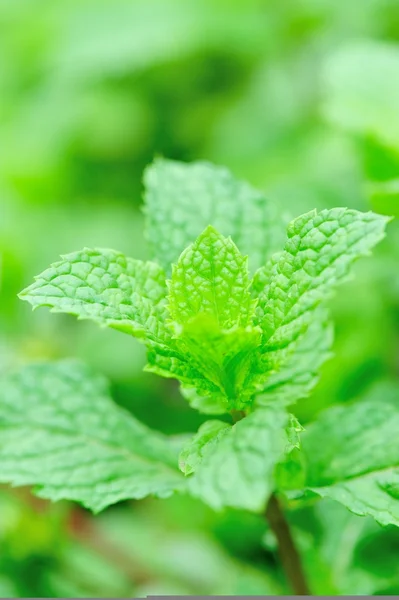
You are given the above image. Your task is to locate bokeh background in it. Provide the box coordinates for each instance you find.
[1,0,399,596]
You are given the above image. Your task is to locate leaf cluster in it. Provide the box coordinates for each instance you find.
[0,159,395,528]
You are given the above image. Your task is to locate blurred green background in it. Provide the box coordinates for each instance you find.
[1,0,398,596]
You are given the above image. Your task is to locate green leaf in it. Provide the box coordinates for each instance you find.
[168,225,256,329]
[285,414,304,452]
[255,310,334,408]
[19,248,169,346]
[256,208,389,369]
[0,361,184,512]
[147,315,262,412]
[144,158,285,274]
[178,315,262,410]
[188,407,289,511]
[274,447,306,493]
[273,416,306,492]
[179,420,230,475]
[301,384,399,526]
[162,227,263,411]
[179,386,228,416]
[145,343,211,392]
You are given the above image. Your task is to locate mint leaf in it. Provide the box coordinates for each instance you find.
[188,407,289,511]
[255,310,334,408]
[148,318,262,413]
[179,387,228,415]
[144,158,285,274]
[178,315,262,410]
[165,227,263,410]
[19,249,168,346]
[256,208,389,369]
[179,420,230,475]
[302,384,399,526]
[0,361,184,512]
[145,343,211,391]
[285,414,304,452]
[168,225,256,329]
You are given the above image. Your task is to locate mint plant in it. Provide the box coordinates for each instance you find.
[1,159,396,594]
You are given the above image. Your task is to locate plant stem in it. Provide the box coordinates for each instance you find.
[265,493,311,595]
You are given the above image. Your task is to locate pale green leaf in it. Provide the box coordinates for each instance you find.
[144,158,285,274]
[302,384,399,526]
[145,343,210,391]
[179,420,230,475]
[274,447,306,493]
[255,310,334,408]
[256,208,389,368]
[285,414,304,452]
[168,225,256,329]
[179,386,227,416]
[19,248,169,346]
[0,361,184,512]
[188,407,289,511]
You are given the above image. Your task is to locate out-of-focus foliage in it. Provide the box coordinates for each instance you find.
[0,0,398,596]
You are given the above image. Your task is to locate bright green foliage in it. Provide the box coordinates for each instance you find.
[173,315,262,410]
[255,311,334,408]
[144,158,286,274]
[302,386,399,526]
[19,249,169,347]
[168,226,255,329]
[285,414,304,452]
[256,208,389,370]
[179,420,230,475]
[188,408,289,511]
[178,386,228,415]
[0,361,184,512]
[145,315,263,412]
[19,176,389,415]
[3,1,399,593]
[10,160,395,526]
[150,225,265,409]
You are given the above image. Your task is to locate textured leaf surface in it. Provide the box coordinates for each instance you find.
[168,226,255,329]
[179,386,228,416]
[177,315,262,410]
[164,227,262,410]
[144,158,285,274]
[179,420,230,475]
[0,362,184,512]
[255,311,334,408]
[302,386,399,526]
[145,343,211,392]
[256,208,389,368]
[188,407,289,511]
[147,316,262,412]
[19,249,168,345]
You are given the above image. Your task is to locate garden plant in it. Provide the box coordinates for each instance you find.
[0,159,396,595]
